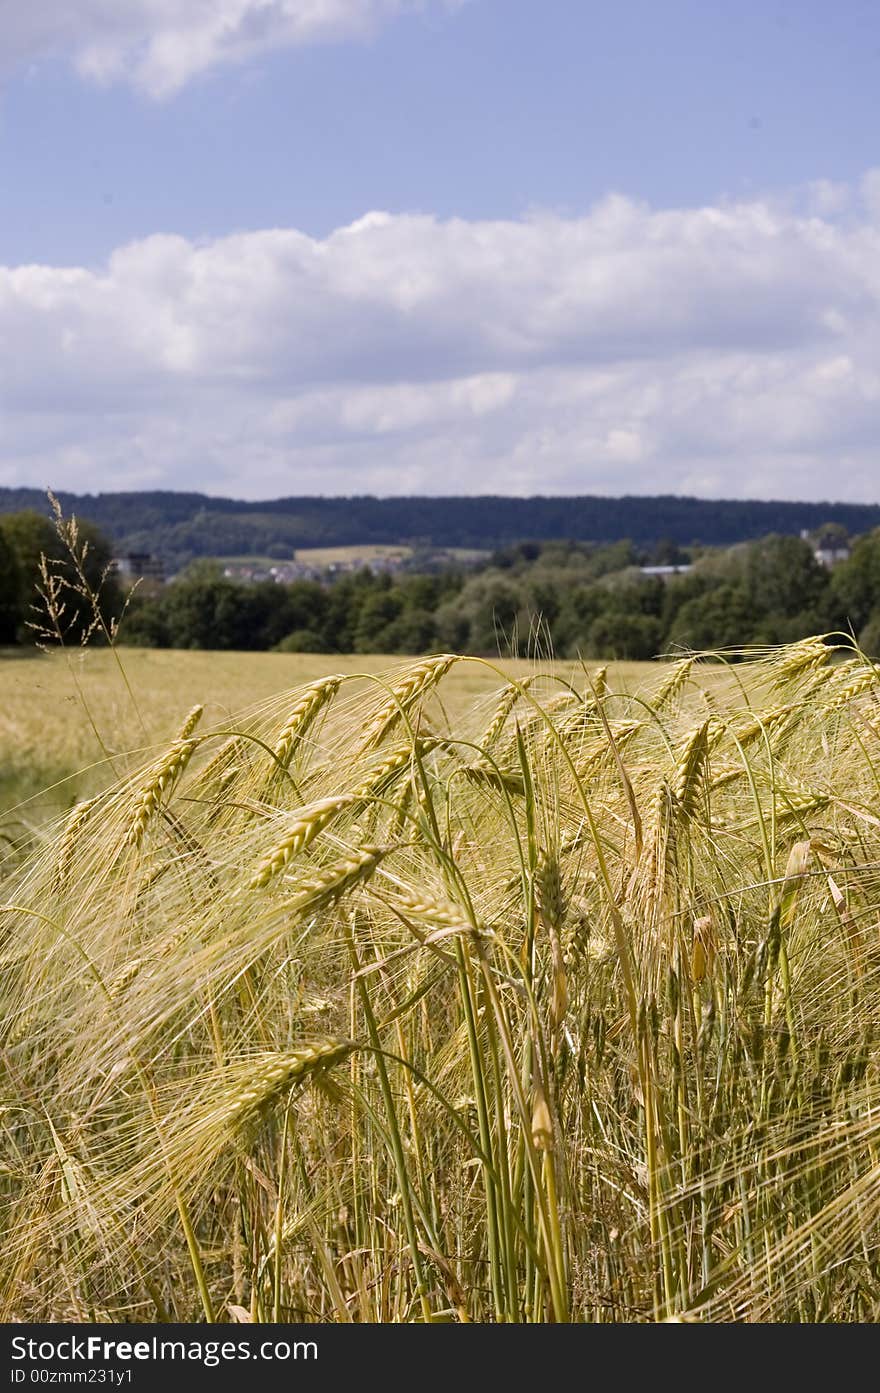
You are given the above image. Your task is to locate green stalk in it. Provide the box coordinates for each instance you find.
[345,916,433,1322]
[455,940,506,1319]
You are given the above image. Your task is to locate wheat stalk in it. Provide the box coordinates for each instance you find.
[770,637,831,687]
[671,720,712,817]
[221,1042,358,1128]
[177,705,204,740]
[351,739,441,801]
[536,850,568,1029]
[654,656,695,709]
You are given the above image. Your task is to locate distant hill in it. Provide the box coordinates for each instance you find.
[2,488,879,570]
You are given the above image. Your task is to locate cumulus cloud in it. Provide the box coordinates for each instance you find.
[3,1,459,97]
[2,181,880,500]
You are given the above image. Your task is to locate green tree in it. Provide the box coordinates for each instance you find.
[372,608,439,654]
[274,629,330,654]
[857,611,880,657]
[0,528,22,643]
[433,598,472,651]
[158,566,251,649]
[587,612,663,660]
[354,588,406,652]
[0,507,121,644]
[666,584,755,652]
[456,576,531,655]
[743,535,829,621]
[831,530,880,634]
[123,595,170,647]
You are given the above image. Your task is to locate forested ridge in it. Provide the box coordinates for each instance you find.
[3,487,880,570]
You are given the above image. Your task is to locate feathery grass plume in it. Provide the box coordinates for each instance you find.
[359,656,455,751]
[248,796,355,890]
[271,676,345,769]
[128,738,197,846]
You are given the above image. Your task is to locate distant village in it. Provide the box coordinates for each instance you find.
[111,544,485,587]
[111,525,853,590]
[110,549,406,587]
[219,552,413,585]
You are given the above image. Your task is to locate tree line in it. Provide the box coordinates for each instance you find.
[4,506,880,658]
[4,486,880,573]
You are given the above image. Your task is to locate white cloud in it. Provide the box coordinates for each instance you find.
[3,1,459,97]
[3,179,880,500]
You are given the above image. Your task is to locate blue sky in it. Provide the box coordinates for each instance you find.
[1,0,879,500]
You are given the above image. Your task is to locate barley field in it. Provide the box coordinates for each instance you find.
[2,637,880,1322]
[0,647,651,824]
